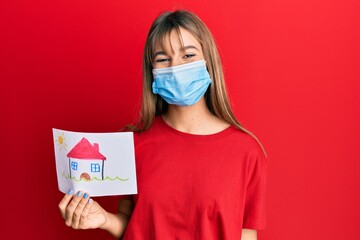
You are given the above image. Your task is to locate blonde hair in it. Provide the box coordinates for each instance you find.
[128,10,266,156]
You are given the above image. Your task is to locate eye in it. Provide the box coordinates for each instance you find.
[155,58,170,63]
[184,53,196,59]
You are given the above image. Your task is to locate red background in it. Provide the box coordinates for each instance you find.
[1,0,359,239]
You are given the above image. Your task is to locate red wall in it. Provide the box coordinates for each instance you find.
[1,0,359,239]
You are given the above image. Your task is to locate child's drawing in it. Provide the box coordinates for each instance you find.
[67,137,107,181]
[52,128,137,197]
[55,130,67,152]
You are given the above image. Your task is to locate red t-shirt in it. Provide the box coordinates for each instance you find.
[121,117,267,240]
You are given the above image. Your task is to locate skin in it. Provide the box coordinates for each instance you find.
[58,190,133,237]
[58,27,257,240]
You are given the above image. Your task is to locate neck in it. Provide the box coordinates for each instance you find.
[163,98,223,134]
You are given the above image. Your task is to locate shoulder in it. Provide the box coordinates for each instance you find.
[133,117,165,143]
[230,127,267,161]
[230,128,262,150]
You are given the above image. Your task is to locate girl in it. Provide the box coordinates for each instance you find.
[58,9,268,240]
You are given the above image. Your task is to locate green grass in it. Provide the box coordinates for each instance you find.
[61,172,129,182]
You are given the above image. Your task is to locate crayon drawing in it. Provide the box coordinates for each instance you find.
[55,130,67,152]
[66,137,107,181]
[52,128,137,197]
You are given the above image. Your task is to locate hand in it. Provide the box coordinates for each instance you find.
[58,190,108,230]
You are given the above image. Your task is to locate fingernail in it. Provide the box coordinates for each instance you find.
[88,198,93,204]
[77,191,82,197]
[67,189,73,195]
[83,193,89,199]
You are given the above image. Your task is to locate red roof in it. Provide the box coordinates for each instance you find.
[67,137,106,160]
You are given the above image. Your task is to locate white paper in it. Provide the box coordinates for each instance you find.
[52,128,137,197]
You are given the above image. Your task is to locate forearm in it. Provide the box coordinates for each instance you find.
[241,229,257,240]
[100,212,130,239]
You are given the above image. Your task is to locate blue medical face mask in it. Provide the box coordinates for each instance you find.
[152,60,212,106]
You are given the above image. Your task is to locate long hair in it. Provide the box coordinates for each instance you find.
[128,9,266,156]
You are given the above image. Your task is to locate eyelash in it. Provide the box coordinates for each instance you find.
[155,53,196,63]
[155,58,169,63]
[184,53,196,58]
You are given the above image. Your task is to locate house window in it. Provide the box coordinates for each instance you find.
[91,163,100,172]
[71,161,78,171]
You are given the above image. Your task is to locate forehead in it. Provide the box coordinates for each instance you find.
[153,27,201,54]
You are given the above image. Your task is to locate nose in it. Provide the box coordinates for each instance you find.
[170,57,182,67]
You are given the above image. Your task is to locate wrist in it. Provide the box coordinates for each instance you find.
[100,212,128,238]
[99,211,112,231]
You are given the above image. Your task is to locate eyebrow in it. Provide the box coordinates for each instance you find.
[153,45,200,58]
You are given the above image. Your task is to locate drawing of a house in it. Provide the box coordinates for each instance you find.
[66,137,107,181]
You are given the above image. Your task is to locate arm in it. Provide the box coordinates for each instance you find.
[241,229,257,240]
[100,198,134,238]
[58,191,134,239]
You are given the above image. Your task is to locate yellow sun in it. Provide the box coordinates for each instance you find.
[55,131,68,152]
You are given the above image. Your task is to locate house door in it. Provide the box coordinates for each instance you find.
[80,172,90,181]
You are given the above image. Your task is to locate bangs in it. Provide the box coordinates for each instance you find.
[149,23,185,64]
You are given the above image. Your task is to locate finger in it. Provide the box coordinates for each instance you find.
[58,189,74,219]
[79,197,93,229]
[72,192,90,229]
[64,191,83,227]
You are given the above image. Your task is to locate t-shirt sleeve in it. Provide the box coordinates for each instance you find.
[242,149,268,230]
